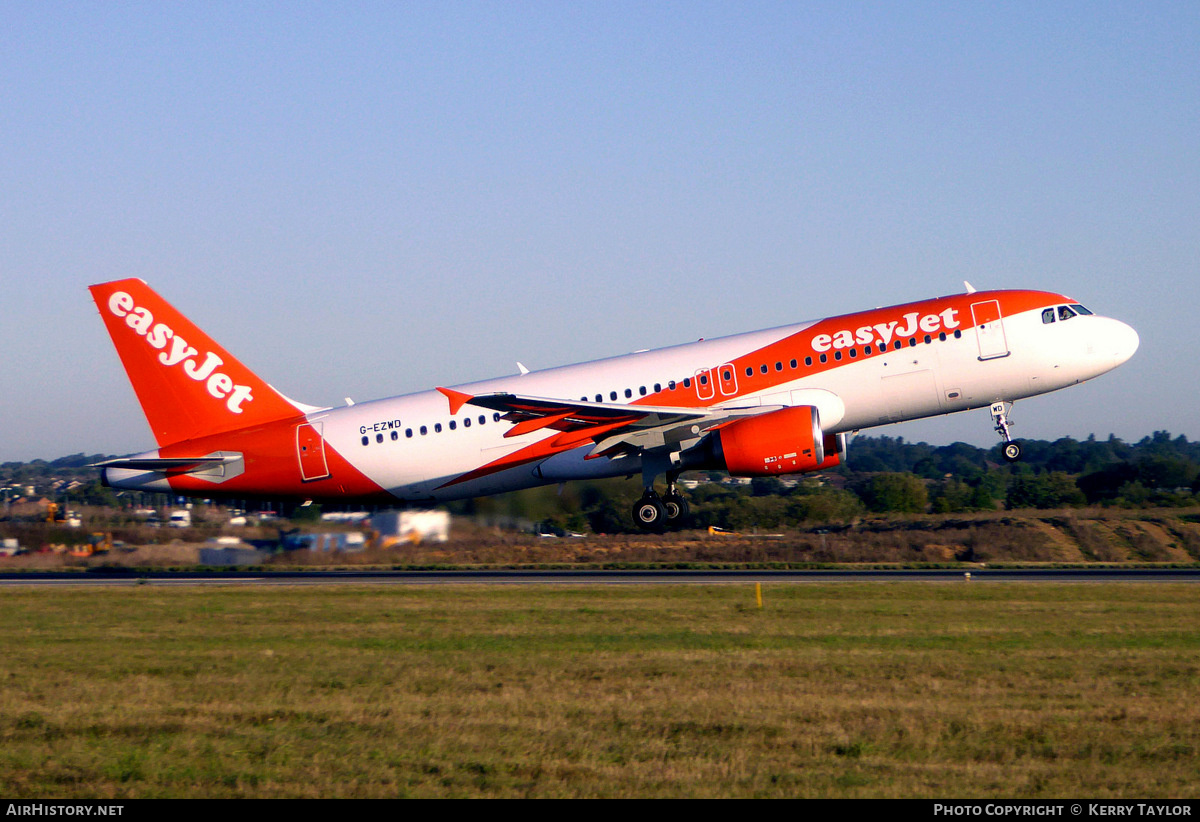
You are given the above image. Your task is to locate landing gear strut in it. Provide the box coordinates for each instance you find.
[633,457,691,531]
[991,401,1022,462]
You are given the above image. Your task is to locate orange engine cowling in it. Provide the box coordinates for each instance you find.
[714,405,829,476]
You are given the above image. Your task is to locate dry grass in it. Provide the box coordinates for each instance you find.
[1,582,1197,798]
[8,508,1200,570]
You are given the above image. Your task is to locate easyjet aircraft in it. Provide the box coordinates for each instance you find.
[90,279,1138,530]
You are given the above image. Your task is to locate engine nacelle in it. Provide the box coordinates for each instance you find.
[714,405,827,476]
[816,431,847,471]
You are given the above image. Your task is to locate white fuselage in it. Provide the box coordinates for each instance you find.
[307,301,1138,502]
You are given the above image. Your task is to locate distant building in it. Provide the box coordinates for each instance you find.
[282,531,368,553]
[371,510,450,545]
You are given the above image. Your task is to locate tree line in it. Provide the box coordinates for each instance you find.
[5,431,1200,534]
[453,431,1200,533]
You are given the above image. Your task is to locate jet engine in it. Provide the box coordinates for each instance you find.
[711,405,837,476]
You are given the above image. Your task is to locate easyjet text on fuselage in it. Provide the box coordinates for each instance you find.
[811,307,961,352]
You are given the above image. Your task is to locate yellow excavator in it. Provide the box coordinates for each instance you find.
[69,532,112,558]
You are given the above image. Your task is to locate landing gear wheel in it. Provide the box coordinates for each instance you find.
[633,493,667,532]
[990,402,1023,463]
[662,490,690,525]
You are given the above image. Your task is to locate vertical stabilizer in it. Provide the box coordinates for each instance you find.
[90,279,304,446]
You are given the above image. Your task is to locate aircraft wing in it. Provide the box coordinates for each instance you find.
[437,387,779,459]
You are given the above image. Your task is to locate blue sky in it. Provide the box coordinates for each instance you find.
[2,2,1197,462]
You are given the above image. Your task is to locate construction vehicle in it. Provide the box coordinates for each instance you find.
[69,532,112,558]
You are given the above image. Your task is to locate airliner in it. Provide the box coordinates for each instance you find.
[90,279,1138,530]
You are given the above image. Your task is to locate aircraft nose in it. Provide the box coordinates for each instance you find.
[1109,319,1140,366]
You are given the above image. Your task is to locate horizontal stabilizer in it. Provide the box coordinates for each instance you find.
[92,456,234,473]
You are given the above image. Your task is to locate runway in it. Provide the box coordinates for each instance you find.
[2,567,1198,586]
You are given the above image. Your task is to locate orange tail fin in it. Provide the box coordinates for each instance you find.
[90,279,306,446]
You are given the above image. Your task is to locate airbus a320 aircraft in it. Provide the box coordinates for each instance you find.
[90,279,1138,530]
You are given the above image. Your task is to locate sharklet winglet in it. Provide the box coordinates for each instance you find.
[437,387,473,415]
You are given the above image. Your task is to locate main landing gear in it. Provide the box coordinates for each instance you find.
[632,469,691,532]
[991,401,1023,462]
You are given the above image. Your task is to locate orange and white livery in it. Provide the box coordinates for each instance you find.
[90,279,1138,529]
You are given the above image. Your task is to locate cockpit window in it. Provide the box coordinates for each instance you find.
[1058,305,1077,321]
[1042,308,1056,324]
[1071,304,1093,315]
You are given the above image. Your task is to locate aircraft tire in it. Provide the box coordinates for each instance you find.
[1002,441,1023,462]
[662,490,690,525]
[633,495,668,532]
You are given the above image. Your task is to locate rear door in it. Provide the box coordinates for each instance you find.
[296,422,331,481]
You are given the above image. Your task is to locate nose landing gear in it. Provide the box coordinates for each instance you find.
[991,401,1023,462]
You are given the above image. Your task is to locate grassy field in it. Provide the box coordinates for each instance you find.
[1,581,1197,798]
